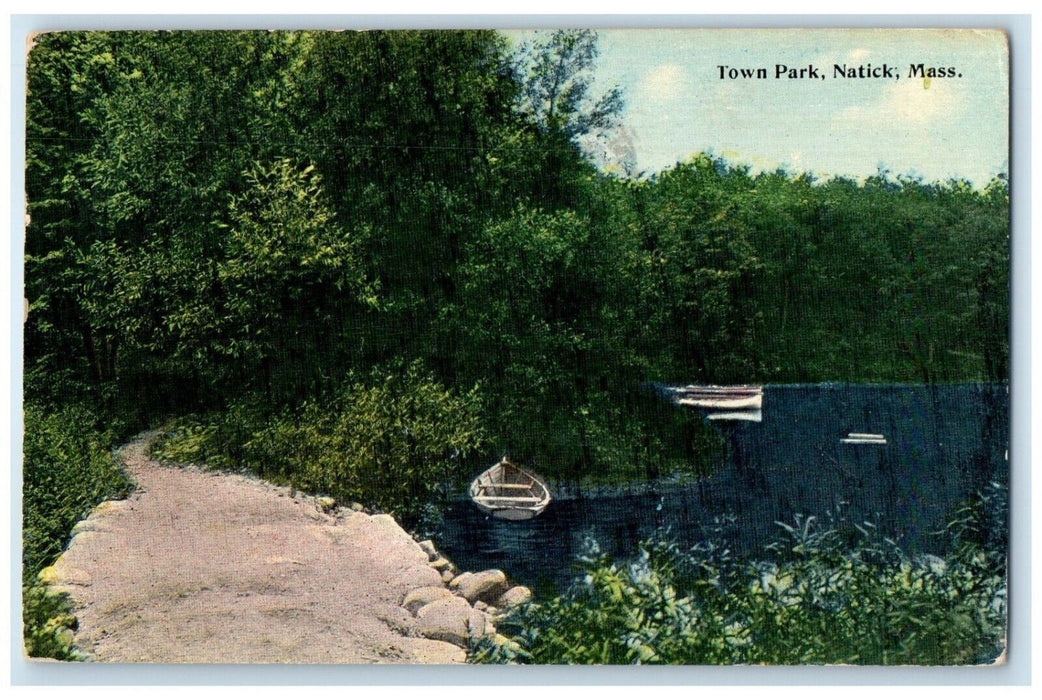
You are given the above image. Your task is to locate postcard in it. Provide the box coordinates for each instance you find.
[21,26,1009,668]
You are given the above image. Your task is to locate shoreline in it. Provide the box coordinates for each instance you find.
[31,434,528,664]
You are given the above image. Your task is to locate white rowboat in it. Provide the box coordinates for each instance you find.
[469,458,551,521]
[677,395,763,410]
[672,385,763,411]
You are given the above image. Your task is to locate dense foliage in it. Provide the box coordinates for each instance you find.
[22,405,133,582]
[152,362,484,531]
[22,405,133,658]
[25,30,1009,487]
[472,485,1007,665]
[22,585,87,661]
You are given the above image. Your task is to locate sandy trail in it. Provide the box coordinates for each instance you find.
[47,434,465,664]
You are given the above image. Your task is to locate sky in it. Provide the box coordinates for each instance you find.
[511,29,1009,186]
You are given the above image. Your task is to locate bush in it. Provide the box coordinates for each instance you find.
[473,489,1007,665]
[153,360,485,531]
[22,585,88,661]
[22,403,133,660]
[22,404,133,583]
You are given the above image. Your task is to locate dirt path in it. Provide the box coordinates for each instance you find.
[46,434,466,663]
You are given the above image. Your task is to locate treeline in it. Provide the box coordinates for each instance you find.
[25,30,1009,498]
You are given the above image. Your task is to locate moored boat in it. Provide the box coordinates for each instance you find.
[469,458,552,521]
[672,385,764,411]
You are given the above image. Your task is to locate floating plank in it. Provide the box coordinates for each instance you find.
[841,436,887,445]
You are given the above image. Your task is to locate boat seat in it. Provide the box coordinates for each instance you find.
[473,496,544,503]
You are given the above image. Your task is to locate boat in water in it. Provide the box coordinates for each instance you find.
[672,385,764,411]
[469,458,552,521]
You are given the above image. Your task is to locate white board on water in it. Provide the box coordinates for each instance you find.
[707,410,763,422]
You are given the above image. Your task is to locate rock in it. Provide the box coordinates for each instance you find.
[473,601,488,612]
[70,519,95,536]
[417,540,438,560]
[399,638,467,664]
[414,596,488,648]
[441,570,455,584]
[61,566,93,587]
[376,605,418,638]
[349,502,366,512]
[402,586,453,615]
[429,557,453,572]
[452,569,508,604]
[70,502,123,535]
[448,571,473,591]
[317,496,337,512]
[368,514,412,544]
[494,585,533,609]
[69,530,102,548]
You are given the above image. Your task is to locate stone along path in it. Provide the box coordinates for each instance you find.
[44,435,479,663]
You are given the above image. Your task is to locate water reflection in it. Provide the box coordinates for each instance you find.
[436,383,1008,593]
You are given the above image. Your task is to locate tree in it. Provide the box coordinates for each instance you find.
[640,155,766,383]
[24,31,308,413]
[289,30,526,374]
[512,30,624,147]
[238,361,486,529]
[504,30,627,206]
[199,159,376,399]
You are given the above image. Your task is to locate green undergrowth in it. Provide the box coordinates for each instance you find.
[22,586,89,661]
[151,360,484,534]
[22,403,133,660]
[471,484,1007,665]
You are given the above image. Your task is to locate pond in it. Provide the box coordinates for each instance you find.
[434,383,1008,594]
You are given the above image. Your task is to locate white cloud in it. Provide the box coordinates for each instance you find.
[831,76,966,129]
[636,64,687,104]
[598,29,1004,185]
[882,76,965,124]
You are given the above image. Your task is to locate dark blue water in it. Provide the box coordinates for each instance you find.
[435,384,1008,593]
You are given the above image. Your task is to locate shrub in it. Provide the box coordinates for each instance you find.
[473,489,1007,665]
[22,403,133,660]
[22,404,132,583]
[22,585,88,661]
[153,360,485,531]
